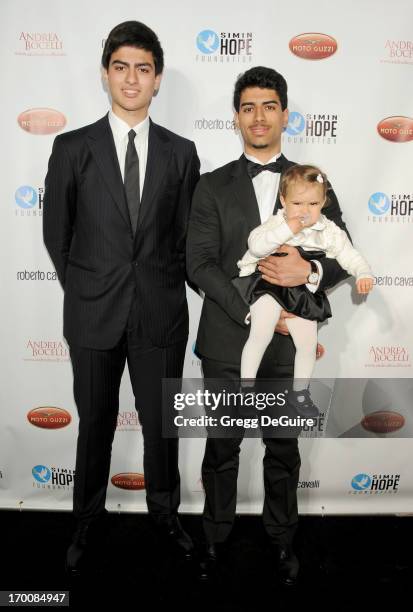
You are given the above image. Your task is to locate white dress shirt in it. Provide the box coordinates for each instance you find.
[244,152,281,224]
[108,110,150,198]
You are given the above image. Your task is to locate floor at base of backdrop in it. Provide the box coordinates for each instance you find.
[1,511,411,611]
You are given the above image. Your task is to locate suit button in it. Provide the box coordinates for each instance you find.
[134,261,138,267]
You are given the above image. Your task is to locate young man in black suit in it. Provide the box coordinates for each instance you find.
[187,66,349,586]
[43,21,200,574]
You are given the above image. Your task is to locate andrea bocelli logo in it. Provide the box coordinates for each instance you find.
[116,411,141,431]
[16,32,65,56]
[381,39,413,65]
[24,340,69,362]
[366,345,410,368]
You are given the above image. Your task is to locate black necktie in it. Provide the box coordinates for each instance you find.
[246,158,283,179]
[124,129,140,235]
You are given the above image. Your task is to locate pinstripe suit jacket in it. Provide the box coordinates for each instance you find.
[43,114,200,349]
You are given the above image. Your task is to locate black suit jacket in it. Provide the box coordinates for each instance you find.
[186,154,349,365]
[43,114,200,349]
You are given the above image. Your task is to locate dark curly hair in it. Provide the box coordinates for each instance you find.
[233,66,288,111]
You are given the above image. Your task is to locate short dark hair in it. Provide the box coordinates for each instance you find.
[102,21,164,75]
[233,66,288,111]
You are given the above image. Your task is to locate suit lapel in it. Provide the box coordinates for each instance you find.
[231,154,292,226]
[231,155,261,230]
[86,115,131,229]
[137,120,172,231]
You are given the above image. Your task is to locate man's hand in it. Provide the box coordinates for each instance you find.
[258,244,311,287]
[274,309,296,336]
[316,343,324,360]
[275,312,325,362]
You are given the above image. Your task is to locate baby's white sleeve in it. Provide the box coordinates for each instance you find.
[327,223,373,280]
[247,217,294,258]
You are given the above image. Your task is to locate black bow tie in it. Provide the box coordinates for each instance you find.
[246,158,283,179]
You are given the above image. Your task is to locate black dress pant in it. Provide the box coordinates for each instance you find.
[69,297,186,522]
[201,339,301,547]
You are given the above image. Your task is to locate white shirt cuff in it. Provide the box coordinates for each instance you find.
[306,259,323,293]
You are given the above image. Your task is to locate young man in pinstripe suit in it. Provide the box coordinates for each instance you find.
[43,21,199,574]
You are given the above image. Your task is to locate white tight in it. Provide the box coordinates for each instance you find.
[240,294,318,390]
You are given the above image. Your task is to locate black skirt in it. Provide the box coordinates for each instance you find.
[232,249,332,323]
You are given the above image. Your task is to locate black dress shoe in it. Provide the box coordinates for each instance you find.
[65,520,91,577]
[274,545,299,587]
[198,542,227,581]
[65,512,107,576]
[199,543,217,581]
[155,515,194,560]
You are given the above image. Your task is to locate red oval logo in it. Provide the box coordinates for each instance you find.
[361,410,405,434]
[27,406,72,429]
[289,33,337,60]
[17,108,66,135]
[111,472,145,490]
[377,116,413,142]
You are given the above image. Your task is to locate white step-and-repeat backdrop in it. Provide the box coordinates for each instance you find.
[1,0,412,514]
